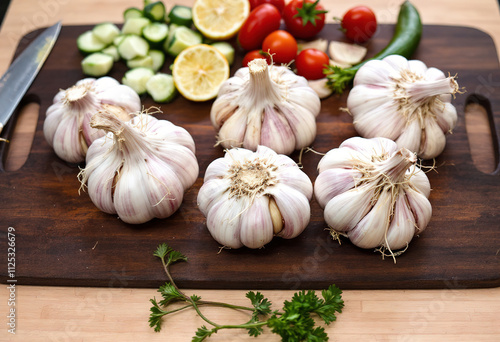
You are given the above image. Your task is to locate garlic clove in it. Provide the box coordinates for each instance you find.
[86,152,122,214]
[424,66,446,81]
[52,114,87,163]
[307,78,333,99]
[435,101,458,134]
[239,196,274,249]
[204,157,231,182]
[352,59,398,86]
[277,165,314,201]
[407,59,428,76]
[352,97,405,140]
[297,38,328,53]
[151,119,197,154]
[260,106,296,155]
[419,116,446,159]
[329,59,352,69]
[324,183,375,233]
[268,196,284,234]
[406,165,431,198]
[197,178,231,216]
[314,168,361,208]
[243,109,263,151]
[155,144,199,190]
[217,107,247,149]
[340,136,398,159]
[328,41,367,66]
[267,184,310,239]
[395,119,422,154]
[317,147,366,172]
[206,195,245,249]
[405,186,432,233]
[385,189,417,250]
[210,95,239,130]
[348,189,392,249]
[280,103,317,150]
[383,54,410,73]
[223,146,254,162]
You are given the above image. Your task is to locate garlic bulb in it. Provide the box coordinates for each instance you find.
[314,136,432,254]
[78,109,198,224]
[44,76,141,163]
[211,58,321,155]
[347,55,460,159]
[197,145,313,249]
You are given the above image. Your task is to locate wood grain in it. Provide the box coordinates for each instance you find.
[0,23,499,290]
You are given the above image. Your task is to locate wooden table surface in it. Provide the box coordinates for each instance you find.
[1,0,499,341]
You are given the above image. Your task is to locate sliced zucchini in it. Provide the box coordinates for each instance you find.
[144,1,166,22]
[142,22,169,46]
[92,23,120,45]
[102,45,120,62]
[81,53,114,76]
[149,49,165,71]
[77,30,108,55]
[121,17,151,35]
[146,73,177,103]
[117,35,149,60]
[210,41,235,65]
[167,5,193,27]
[127,55,154,69]
[123,7,143,20]
[165,26,202,56]
[122,67,155,95]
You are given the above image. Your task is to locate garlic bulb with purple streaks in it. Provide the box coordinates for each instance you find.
[44,77,141,163]
[347,55,460,159]
[197,145,313,249]
[210,58,321,155]
[314,136,432,256]
[78,109,198,224]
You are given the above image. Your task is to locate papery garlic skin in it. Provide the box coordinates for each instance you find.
[211,58,321,155]
[315,136,432,253]
[197,145,313,249]
[79,110,198,224]
[347,55,459,159]
[44,77,141,163]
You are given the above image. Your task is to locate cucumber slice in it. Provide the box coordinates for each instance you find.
[167,5,193,27]
[122,67,155,95]
[127,55,154,69]
[124,7,143,20]
[118,35,149,60]
[102,45,120,62]
[165,26,202,56]
[77,30,108,55]
[149,50,165,71]
[113,35,125,47]
[164,23,179,48]
[121,17,151,35]
[92,23,120,45]
[142,22,169,46]
[146,73,177,103]
[143,1,166,22]
[81,53,114,76]
[210,41,235,65]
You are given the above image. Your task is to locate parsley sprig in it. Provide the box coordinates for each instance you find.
[149,243,344,341]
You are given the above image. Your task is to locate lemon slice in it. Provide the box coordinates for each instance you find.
[172,44,230,102]
[192,0,250,40]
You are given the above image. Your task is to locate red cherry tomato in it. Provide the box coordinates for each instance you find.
[249,0,285,14]
[242,50,271,67]
[295,48,329,80]
[238,4,282,51]
[262,30,298,65]
[341,6,377,43]
[283,0,327,40]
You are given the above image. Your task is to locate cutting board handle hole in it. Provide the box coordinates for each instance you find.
[464,94,499,174]
[1,97,40,172]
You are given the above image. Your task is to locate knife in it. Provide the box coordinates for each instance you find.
[0,21,61,135]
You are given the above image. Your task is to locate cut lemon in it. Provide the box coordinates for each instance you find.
[172,44,230,102]
[192,0,250,40]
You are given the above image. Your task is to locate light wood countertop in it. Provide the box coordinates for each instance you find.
[1,0,500,341]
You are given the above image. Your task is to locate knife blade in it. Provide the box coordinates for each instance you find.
[0,21,61,135]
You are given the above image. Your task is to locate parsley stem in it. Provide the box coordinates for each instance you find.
[197,300,254,312]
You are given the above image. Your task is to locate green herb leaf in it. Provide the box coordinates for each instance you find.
[158,282,184,306]
[315,285,344,325]
[191,294,202,302]
[153,243,171,259]
[149,298,167,332]
[192,325,215,342]
[246,291,272,316]
[167,250,188,265]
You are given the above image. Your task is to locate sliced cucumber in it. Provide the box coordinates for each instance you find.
[167,5,193,27]
[118,35,149,60]
[165,26,202,56]
[92,23,120,45]
[121,17,151,35]
[113,35,125,47]
[164,23,179,48]
[124,7,143,20]
[142,22,169,46]
[102,45,120,62]
[77,30,108,55]
[127,55,154,69]
[81,53,114,76]
[122,67,155,95]
[210,42,235,65]
[144,1,166,22]
[146,73,177,103]
[149,49,165,71]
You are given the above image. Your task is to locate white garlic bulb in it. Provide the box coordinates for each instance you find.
[314,136,432,254]
[197,145,313,249]
[211,58,321,155]
[44,76,141,163]
[78,109,198,224]
[347,55,460,159]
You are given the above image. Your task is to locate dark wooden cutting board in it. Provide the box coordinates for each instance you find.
[0,24,499,289]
